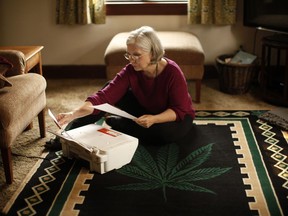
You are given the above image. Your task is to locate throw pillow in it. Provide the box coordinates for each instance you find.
[259,108,288,131]
[0,56,13,89]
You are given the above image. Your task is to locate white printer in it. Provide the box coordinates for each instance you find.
[56,124,138,174]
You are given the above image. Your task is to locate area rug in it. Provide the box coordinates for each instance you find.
[2,111,288,216]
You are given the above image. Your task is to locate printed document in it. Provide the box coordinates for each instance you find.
[92,103,136,120]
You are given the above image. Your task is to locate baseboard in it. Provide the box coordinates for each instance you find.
[43,64,218,79]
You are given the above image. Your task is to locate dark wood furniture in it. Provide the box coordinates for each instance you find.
[260,34,288,106]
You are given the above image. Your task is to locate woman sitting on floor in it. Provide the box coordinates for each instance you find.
[46,26,195,149]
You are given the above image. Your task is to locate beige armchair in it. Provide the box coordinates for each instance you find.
[0,50,47,184]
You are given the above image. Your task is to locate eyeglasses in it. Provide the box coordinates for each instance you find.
[124,53,145,61]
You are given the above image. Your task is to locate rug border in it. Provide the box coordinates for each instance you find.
[2,152,50,214]
[195,118,283,215]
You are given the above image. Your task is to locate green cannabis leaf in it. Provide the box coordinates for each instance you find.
[108,143,231,202]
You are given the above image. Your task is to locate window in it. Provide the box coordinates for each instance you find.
[106,0,187,16]
[108,0,186,2]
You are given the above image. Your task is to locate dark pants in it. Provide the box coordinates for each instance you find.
[65,87,193,145]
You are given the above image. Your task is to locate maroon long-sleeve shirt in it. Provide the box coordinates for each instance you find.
[86,58,195,121]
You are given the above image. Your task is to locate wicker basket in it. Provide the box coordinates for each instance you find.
[216,54,257,94]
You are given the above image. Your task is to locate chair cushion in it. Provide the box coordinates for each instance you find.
[0,73,46,129]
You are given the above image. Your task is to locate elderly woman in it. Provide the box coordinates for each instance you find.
[46,26,195,149]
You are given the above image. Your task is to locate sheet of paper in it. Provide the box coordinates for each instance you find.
[230,50,257,64]
[48,108,62,129]
[92,103,136,120]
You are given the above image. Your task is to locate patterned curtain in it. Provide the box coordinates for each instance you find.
[56,0,106,25]
[188,0,237,25]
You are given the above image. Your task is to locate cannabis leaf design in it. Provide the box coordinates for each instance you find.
[108,143,231,202]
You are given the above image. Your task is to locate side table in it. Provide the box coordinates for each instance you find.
[0,46,44,75]
[260,34,288,106]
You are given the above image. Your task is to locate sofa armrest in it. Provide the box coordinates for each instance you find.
[0,50,26,77]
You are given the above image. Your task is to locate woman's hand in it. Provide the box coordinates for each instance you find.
[134,115,155,128]
[134,108,177,128]
[57,112,74,127]
[56,101,94,127]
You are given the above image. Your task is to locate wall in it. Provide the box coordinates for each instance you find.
[0,0,270,66]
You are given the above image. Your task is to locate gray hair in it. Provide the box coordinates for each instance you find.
[126,26,165,64]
